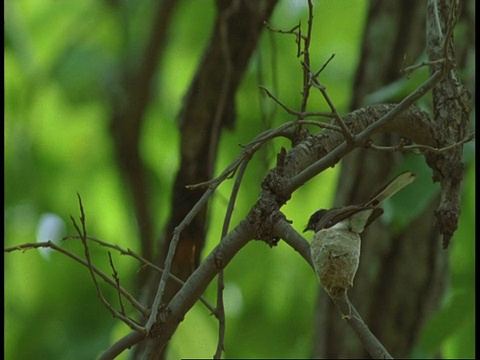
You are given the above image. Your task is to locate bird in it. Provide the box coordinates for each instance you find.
[303,171,416,299]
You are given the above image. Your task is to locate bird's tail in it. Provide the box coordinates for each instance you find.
[366,171,416,207]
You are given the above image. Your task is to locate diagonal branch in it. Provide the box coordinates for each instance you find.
[286,67,448,194]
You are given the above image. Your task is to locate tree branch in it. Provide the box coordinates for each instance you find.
[332,293,393,359]
[144,219,255,357]
[139,87,470,352]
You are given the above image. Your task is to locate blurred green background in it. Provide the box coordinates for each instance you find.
[5,1,474,359]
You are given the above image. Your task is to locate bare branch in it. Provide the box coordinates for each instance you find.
[332,293,393,359]
[314,53,336,78]
[5,241,148,322]
[263,21,305,57]
[401,58,445,76]
[144,219,255,355]
[214,154,251,358]
[303,61,354,144]
[98,331,145,360]
[63,235,217,315]
[258,85,334,119]
[286,67,448,194]
[108,252,126,315]
[367,132,475,154]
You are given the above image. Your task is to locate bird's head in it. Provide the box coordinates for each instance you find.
[303,209,328,233]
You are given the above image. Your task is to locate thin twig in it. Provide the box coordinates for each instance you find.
[367,132,475,153]
[214,270,226,360]
[303,61,354,144]
[266,1,316,137]
[298,0,314,115]
[108,251,126,315]
[402,58,445,76]
[5,241,148,329]
[264,21,305,57]
[258,85,334,119]
[185,121,297,190]
[314,53,336,78]
[263,21,305,39]
[286,66,449,193]
[145,183,222,333]
[297,120,342,132]
[187,116,345,191]
[214,152,252,359]
[70,195,146,332]
[63,235,216,314]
